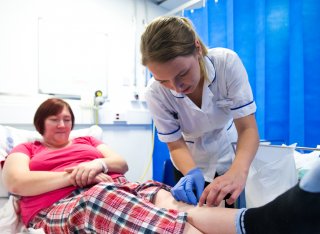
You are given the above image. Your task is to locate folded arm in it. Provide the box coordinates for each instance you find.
[65,143,129,187]
[97,143,129,174]
[2,142,129,196]
[2,152,73,196]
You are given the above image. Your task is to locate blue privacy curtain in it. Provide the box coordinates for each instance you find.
[152,0,320,181]
[184,0,320,147]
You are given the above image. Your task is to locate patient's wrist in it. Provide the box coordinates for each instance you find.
[94,159,108,173]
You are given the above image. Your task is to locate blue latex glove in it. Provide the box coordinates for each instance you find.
[171,167,205,205]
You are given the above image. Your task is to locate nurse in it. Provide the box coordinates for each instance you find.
[140,16,259,207]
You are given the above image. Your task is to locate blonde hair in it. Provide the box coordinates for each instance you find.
[140,16,208,80]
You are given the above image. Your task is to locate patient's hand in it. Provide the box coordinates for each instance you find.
[93,173,113,184]
[65,160,113,187]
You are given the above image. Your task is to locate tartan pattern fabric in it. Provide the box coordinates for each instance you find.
[29,176,187,233]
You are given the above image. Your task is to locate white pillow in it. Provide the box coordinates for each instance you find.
[70,125,103,141]
[0,125,42,160]
[0,125,103,197]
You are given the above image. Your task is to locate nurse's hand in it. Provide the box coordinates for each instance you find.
[198,168,247,207]
[171,167,205,205]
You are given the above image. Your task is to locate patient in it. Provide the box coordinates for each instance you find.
[2,98,320,234]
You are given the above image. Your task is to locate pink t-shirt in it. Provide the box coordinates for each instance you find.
[9,136,122,225]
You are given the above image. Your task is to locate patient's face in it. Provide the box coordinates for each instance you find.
[42,106,73,147]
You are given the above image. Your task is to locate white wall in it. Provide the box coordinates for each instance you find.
[0,0,167,181]
[102,125,154,183]
[0,0,165,98]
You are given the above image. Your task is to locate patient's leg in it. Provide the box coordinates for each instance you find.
[154,189,237,234]
[155,160,320,234]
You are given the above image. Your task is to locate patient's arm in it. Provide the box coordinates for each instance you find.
[3,143,129,195]
[97,144,129,174]
[2,152,73,196]
[65,143,129,187]
[64,159,114,187]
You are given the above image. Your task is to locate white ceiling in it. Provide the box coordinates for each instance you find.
[149,0,205,13]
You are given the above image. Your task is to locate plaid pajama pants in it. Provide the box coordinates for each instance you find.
[29,176,187,233]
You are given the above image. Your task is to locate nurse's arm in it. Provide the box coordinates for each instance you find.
[167,138,197,175]
[232,114,259,174]
[199,114,259,206]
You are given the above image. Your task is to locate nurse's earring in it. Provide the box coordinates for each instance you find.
[195,39,202,56]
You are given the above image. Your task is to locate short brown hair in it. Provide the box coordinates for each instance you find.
[33,98,75,135]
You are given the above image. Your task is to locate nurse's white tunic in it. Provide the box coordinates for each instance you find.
[145,48,256,182]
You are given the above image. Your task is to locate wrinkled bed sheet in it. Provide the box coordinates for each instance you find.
[0,195,44,234]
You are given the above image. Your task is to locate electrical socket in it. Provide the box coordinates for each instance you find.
[113,112,126,122]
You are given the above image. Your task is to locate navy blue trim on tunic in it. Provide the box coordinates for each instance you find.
[185,140,194,144]
[230,100,254,110]
[227,121,234,130]
[158,126,181,135]
[206,56,216,87]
